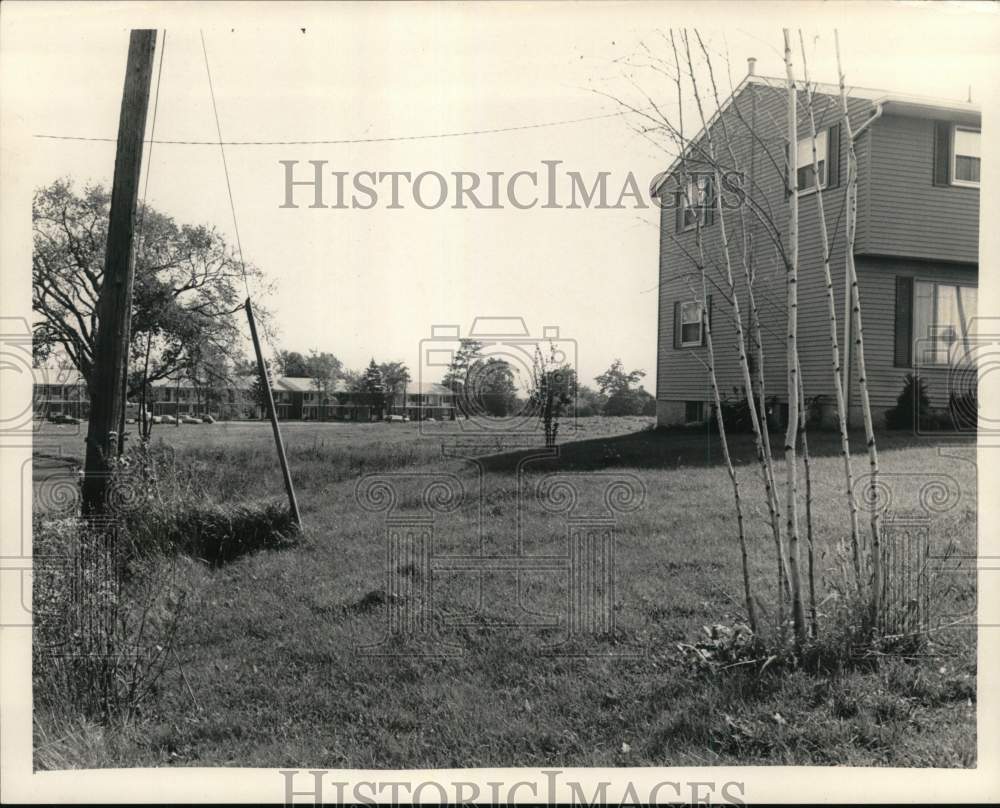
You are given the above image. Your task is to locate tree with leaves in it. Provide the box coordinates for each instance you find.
[529,345,576,446]
[32,179,270,398]
[277,351,310,377]
[378,361,411,416]
[441,339,484,419]
[468,357,518,417]
[305,350,343,408]
[360,359,386,420]
[595,359,647,416]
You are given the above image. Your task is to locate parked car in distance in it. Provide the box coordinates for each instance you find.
[150,415,163,424]
[181,415,201,424]
[387,414,409,423]
[201,415,216,424]
[55,414,81,425]
[159,415,178,425]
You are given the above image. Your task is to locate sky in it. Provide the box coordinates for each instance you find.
[3,1,997,389]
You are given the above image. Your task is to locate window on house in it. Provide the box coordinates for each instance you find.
[953,127,981,187]
[796,128,827,192]
[681,175,711,230]
[913,280,977,365]
[680,301,704,347]
[684,401,704,423]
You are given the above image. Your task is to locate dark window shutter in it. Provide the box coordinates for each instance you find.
[894,276,914,367]
[933,121,951,186]
[826,123,841,189]
[784,140,792,200]
[703,295,713,346]
[703,176,715,226]
[673,301,681,348]
[675,190,685,233]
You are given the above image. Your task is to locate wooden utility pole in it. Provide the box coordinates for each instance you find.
[245,298,301,527]
[82,30,157,515]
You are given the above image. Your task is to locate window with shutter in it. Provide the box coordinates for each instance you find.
[680,174,712,231]
[933,121,952,186]
[894,276,913,368]
[952,126,981,187]
[796,128,828,193]
[679,300,704,347]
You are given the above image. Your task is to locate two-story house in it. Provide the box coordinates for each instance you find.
[32,367,89,419]
[653,68,980,429]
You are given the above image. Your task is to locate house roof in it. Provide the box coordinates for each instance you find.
[408,381,452,396]
[150,375,254,390]
[273,376,317,393]
[650,74,981,197]
[63,371,451,396]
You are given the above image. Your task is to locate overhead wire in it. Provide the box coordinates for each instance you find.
[33,108,636,147]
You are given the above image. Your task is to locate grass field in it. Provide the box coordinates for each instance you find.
[32,416,977,769]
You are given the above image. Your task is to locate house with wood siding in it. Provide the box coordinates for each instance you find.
[652,69,980,429]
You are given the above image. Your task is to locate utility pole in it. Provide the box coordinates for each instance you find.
[81,30,157,515]
[245,298,301,527]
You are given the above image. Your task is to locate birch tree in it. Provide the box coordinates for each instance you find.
[799,33,865,598]
[783,28,807,649]
[835,30,883,625]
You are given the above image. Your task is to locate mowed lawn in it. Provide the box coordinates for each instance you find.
[33,417,977,768]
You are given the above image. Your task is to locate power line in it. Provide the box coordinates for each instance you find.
[199,30,251,301]
[199,32,284,366]
[32,109,633,147]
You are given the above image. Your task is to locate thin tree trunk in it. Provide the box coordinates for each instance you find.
[783,29,807,650]
[694,32,790,619]
[836,30,882,628]
[799,32,864,600]
[797,356,817,639]
[669,30,759,634]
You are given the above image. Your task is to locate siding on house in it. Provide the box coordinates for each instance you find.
[655,77,980,429]
[655,81,875,419]
[866,114,980,263]
[850,256,978,417]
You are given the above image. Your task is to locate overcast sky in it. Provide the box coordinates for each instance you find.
[3,1,997,388]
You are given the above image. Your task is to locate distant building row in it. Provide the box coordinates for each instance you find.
[32,367,455,422]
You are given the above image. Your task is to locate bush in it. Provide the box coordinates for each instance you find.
[109,444,299,565]
[885,374,929,431]
[33,515,188,723]
[948,388,978,433]
[708,389,768,434]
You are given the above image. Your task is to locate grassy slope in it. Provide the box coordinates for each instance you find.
[33,417,977,768]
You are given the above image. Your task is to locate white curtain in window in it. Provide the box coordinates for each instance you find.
[914,281,977,365]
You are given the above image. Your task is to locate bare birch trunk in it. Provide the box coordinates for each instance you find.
[799,32,864,598]
[699,264,759,636]
[796,357,817,638]
[692,32,789,632]
[783,29,807,649]
[835,30,882,628]
[670,31,759,635]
